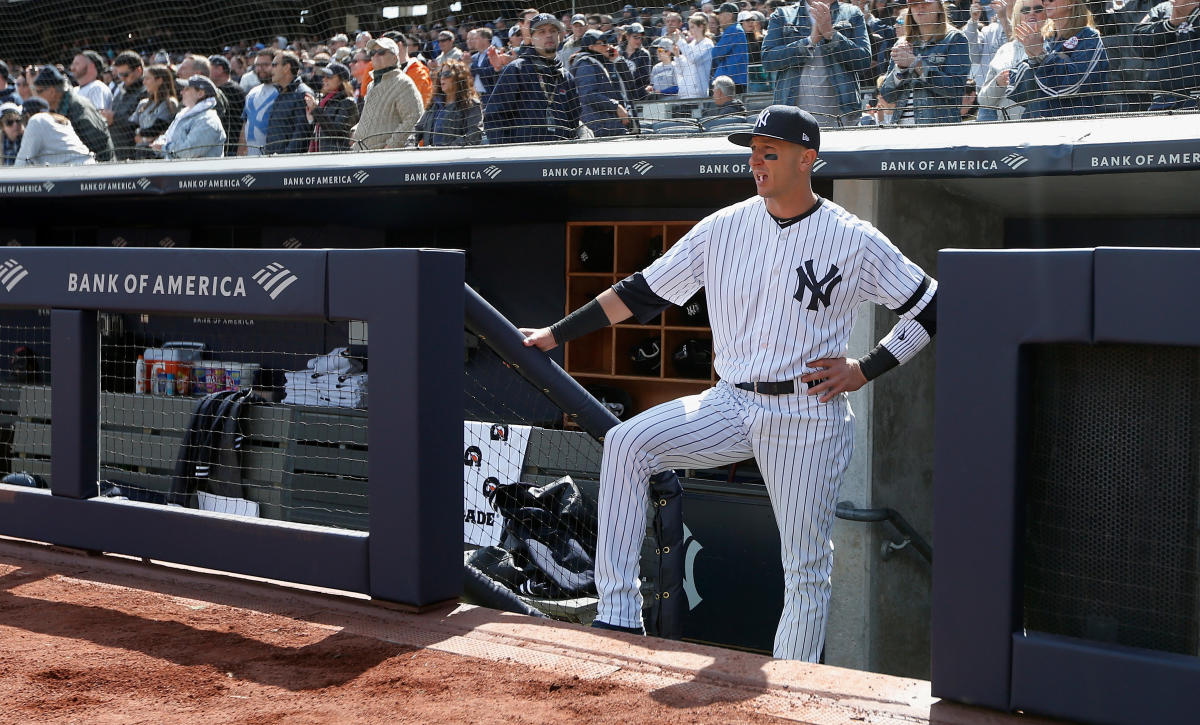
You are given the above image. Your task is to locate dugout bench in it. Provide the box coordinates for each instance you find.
[4,383,370,530]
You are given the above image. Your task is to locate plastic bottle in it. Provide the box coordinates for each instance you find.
[165,373,176,396]
[135,355,147,394]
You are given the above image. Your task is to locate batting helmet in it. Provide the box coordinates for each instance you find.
[629,336,662,375]
[577,226,614,272]
[585,384,635,420]
[672,338,713,379]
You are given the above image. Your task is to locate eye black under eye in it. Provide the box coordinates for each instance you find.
[764,153,778,160]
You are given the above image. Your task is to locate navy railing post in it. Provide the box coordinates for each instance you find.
[328,249,465,606]
[50,309,98,499]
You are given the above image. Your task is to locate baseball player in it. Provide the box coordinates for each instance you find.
[521,105,937,661]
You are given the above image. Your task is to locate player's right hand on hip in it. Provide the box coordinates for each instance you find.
[520,327,558,351]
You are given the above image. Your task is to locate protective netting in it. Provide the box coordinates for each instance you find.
[94,313,370,529]
[1024,343,1200,657]
[0,0,1194,164]
[0,311,52,489]
[463,337,614,621]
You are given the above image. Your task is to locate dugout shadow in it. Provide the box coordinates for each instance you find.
[0,565,411,691]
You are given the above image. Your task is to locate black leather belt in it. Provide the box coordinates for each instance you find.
[734,380,817,395]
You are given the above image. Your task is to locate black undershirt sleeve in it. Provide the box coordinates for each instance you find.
[914,289,937,337]
[612,273,673,324]
[859,347,900,381]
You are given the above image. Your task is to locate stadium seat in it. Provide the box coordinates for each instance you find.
[649,119,701,135]
[700,115,751,131]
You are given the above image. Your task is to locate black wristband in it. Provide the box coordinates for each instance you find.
[858,345,900,382]
[549,298,611,346]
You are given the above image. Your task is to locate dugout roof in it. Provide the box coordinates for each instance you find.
[1,113,1197,199]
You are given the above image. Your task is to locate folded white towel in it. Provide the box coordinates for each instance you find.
[306,347,363,375]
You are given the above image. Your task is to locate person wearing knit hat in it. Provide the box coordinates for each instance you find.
[153,73,226,158]
[31,65,114,161]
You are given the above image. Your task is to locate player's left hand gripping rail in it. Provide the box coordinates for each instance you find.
[464,285,685,639]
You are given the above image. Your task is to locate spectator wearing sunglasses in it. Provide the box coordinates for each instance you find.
[0,102,22,165]
[104,51,146,160]
[1006,0,1110,117]
[413,59,482,146]
[353,37,424,149]
[978,0,1045,119]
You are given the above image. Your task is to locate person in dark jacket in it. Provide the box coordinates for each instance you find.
[1134,0,1200,111]
[264,50,314,154]
[105,52,145,160]
[622,22,655,99]
[0,61,17,107]
[209,55,246,156]
[879,3,971,124]
[1006,0,1110,117]
[570,29,634,137]
[31,65,114,161]
[306,62,360,151]
[413,59,482,146]
[484,14,581,144]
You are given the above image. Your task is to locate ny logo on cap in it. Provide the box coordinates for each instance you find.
[755,108,771,128]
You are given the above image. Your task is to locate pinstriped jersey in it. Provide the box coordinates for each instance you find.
[641,195,935,384]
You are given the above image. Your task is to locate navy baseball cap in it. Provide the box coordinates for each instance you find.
[728,105,820,152]
[319,61,351,81]
[529,13,565,31]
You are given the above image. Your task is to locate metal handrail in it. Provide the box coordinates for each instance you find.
[836,500,932,565]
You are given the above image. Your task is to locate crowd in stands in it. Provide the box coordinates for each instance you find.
[0,0,1196,165]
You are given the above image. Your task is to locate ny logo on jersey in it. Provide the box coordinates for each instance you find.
[794,260,843,311]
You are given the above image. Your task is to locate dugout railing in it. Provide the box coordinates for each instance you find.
[0,247,463,608]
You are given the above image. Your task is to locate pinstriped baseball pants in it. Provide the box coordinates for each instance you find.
[595,379,854,661]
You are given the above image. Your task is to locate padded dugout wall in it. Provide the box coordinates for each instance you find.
[934,248,1200,725]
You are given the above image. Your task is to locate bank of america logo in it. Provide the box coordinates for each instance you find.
[137,177,151,190]
[253,262,299,300]
[1001,153,1029,170]
[0,259,28,291]
[632,161,653,175]
[241,174,256,187]
[812,158,827,173]
[353,170,369,183]
[158,237,175,248]
[42,181,54,192]
[111,236,128,247]
[281,238,302,249]
[483,165,502,179]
